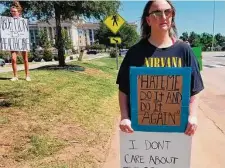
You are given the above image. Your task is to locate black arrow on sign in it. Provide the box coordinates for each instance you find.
[113,38,119,43]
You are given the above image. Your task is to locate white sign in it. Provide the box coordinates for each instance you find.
[0,16,30,51]
[120,131,192,168]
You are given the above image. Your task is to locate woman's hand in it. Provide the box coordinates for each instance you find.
[119,119,134,133]
[185,115,198,136]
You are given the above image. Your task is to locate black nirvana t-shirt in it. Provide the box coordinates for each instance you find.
[116,38,204,117]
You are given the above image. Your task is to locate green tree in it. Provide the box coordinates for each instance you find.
[188,32,199,46]
[61,28,73,50]
[200,33,213,51]
[0,1,120,66]
[215,33,225,46]
[119,23,140,48]
[95,22,140,48]
[179,32,189,41]
[38,30,52,48]
[179,31,225,51]
[95,22,115,47]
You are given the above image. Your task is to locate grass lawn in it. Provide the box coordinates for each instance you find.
[0,57,122,168]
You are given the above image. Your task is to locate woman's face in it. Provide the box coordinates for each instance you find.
[146,0,173,33]
[10,7,20,17]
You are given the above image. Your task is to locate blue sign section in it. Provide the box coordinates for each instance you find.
[130,67,191,133]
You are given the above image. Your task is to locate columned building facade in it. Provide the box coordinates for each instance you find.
[29,18,99,50]
[28,18,138,50]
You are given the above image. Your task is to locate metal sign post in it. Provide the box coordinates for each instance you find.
[109,37,122,70]
[104,14,125,70]
[115,41,119,70]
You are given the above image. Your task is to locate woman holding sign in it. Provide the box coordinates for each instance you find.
[117,0,204,136]
[10,1,31,81]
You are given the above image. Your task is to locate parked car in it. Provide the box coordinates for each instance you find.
[0,58,5,67]
[120,49,128,56]
[222,46,225,51]
[87,50,98,55]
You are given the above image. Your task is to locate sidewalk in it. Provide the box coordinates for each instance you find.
[103,117,120,168]
[0,53,109,73]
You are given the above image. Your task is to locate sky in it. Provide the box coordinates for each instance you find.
[119,1,225,37]
[0,1,224,37]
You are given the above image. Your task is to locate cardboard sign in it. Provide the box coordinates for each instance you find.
[119,67,192,168]
[130,67,191,133]
[120,131,192,168]
[138,75,183,126]
[0,16,30,51]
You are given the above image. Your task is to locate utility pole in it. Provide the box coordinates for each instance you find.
[211,0,216,51]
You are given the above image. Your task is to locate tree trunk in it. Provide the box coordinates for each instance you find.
[54,3,65,67]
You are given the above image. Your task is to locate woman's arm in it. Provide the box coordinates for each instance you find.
[119,90,134,133]
[119,90,130,120]
[184,45,204,136]
[189,94,199,117]
[185,94,199,136]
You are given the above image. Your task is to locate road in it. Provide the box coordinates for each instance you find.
[103,51,225,168]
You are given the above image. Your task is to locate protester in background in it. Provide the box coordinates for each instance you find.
[116,0,204,136]
[10,1,31,81]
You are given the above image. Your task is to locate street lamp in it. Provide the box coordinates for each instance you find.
[211,0,216,51]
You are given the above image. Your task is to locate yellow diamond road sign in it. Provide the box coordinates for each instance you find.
[104,14,125,34]
[109,37,122,44]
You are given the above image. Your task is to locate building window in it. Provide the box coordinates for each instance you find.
[34,30,38,36]
[89,29,92,41]
[78,29,83,35]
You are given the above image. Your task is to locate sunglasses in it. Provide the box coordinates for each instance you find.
[148,9,173,18]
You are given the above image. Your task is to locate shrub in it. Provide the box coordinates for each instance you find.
[53,54,58,61]
[28,52,34,62]
[43,49,53,62]
[89,44,106,51]
[17,55,24,64]
[86,45,90,51]
[72,48,78,54]
[110,49,118,58]
[0,51,11,62]
[33,54,43,62]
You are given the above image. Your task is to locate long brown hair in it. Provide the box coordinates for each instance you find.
[11,1,23,14]
[141,0,177,39]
